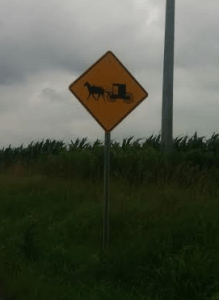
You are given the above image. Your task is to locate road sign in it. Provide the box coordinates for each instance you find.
[69,51,148,132]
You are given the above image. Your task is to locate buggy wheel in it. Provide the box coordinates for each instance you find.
[106,92,116,102]
[123,93,134,104]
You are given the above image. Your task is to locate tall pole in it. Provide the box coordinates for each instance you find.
[103,131,110,250]
[161,0,175,155]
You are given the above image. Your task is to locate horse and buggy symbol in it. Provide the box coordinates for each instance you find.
[84,81,134,104]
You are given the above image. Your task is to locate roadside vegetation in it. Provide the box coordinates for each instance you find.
[0,132,219,300]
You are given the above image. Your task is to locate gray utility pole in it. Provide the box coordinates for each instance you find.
[161,0,175,155]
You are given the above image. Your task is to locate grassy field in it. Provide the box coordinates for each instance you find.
[0,134,219,299]
[0,161,219,300]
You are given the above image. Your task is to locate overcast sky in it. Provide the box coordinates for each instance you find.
[0,0,218,149]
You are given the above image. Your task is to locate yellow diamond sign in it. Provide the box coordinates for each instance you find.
[69,51,148,132]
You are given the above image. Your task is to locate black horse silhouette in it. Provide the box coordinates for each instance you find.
[84,82,105,100]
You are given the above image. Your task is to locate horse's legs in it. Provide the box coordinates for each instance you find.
[101,93,105,101]
[93,94,99,100]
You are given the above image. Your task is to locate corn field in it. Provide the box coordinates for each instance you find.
[0,132,219,190]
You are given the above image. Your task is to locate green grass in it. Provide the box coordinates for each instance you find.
[0,162,219,300]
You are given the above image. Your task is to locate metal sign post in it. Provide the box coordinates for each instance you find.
[68,51,148,250]
[103,131,110,250]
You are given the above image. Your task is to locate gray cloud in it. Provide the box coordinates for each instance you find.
[0,0,163,84]
[0,0,219,149]
[175,0,219,69]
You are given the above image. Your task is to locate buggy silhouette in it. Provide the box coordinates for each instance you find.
[105,84,134,103]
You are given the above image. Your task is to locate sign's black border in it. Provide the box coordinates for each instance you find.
[69,51,148,132]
